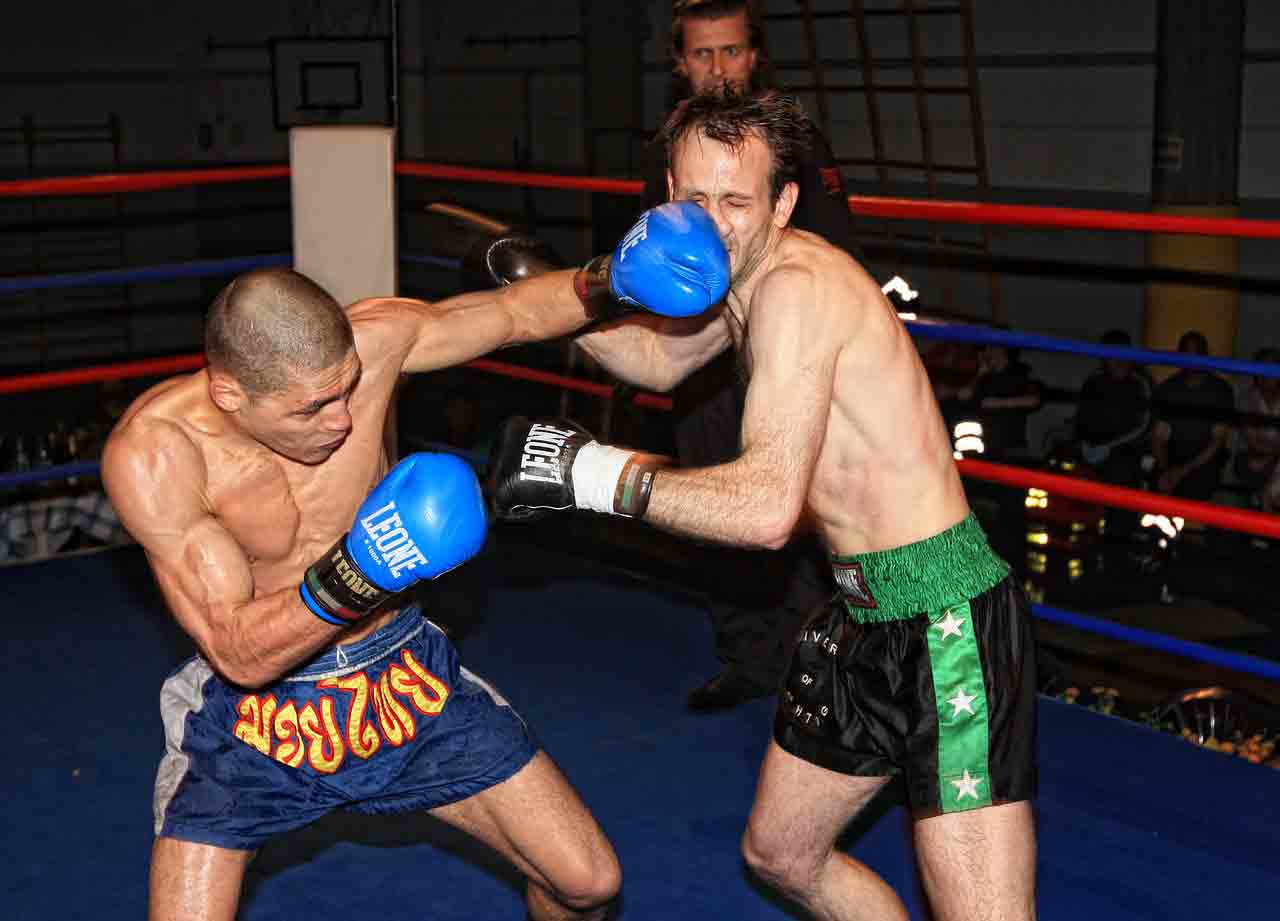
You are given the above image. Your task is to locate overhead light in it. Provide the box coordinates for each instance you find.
[881,275,919,302]
[1141,514,1185,540]
[953,420,985,457]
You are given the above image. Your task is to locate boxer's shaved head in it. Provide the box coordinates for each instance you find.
[205,267,354,397]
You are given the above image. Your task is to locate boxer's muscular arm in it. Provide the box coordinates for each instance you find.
[351,269,592,375]
[102,421,340,688]
[575,307,733,392]
[643,267,842,547]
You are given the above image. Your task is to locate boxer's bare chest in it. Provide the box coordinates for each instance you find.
[202,429,389,596]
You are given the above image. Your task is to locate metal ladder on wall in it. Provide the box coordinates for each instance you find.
[767,0,1002,322]
[0,114,132,371]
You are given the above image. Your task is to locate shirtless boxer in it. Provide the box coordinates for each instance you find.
[101,200,728,921]
[489,90,1038,921]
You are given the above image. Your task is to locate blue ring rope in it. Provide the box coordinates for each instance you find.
[0,252,460,295]
[1034,603,1280,683]
[0,253,292,293]
[2,251,1273,380]
[905,320,1280,379]
[0,460,102,488]
[402,254,462,270]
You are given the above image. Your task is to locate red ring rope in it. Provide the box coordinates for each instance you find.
[3,162,1280,240]
[395,163,644,196]
[0,355,205,396]
[2,352,1274,539]
[468,358,674,410]
[958,458,1280,539]
[851,196,1280,240]
[0,166,289,198]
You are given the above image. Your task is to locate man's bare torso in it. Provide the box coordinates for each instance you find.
[732,228,970,557]
[116,323,404,645]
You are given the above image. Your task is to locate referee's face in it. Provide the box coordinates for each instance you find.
[677,12,757,95]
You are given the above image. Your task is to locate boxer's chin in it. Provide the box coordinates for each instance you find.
[279,437,344,466]
[312,437,347,463]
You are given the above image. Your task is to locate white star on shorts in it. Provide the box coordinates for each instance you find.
[947,688,978,717]
[935,609,965,640]
[951,769,983,801]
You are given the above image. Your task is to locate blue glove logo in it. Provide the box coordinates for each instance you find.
[358,501,429,579]
[616,212,649,264]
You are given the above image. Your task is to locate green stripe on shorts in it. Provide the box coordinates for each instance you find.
[926,598,993,812]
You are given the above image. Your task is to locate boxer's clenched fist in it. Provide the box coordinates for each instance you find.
[487,416,670,522]
[300,452,488,626]
[575,201,730,321]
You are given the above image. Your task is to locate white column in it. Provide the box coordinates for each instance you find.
[289,126,397,305]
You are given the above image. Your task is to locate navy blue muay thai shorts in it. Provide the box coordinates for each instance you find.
[153,607,538,850]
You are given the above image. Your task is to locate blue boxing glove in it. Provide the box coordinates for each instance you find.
[300,452,487,626]
[575,200,729,320]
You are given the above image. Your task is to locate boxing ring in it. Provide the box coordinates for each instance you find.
[3,164,1280,919]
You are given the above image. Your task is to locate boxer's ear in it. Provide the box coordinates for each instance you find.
[208,368,245,413]
[772,180,798,229]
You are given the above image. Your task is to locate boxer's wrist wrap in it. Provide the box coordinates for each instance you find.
[571,442,669,518]
[612,453,668,517]
[299,535,391,626]
[574,254,623,321]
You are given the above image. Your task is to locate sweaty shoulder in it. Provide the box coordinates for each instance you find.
[754,234,880,328]
[103,399,210,527]
[345,296,427,375]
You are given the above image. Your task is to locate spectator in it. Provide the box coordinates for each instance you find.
[1073,329,1152,486]
[1233,347,1280,511]
[1151,330,1234,500]
[641,0,863,713]
[955,342,1043,462]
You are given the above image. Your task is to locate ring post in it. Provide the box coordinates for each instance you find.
[1144,1,1245,367]
[272,37,397,304]
[290,126,397,304]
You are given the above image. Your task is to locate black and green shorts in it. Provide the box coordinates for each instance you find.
[774,514,1038,816]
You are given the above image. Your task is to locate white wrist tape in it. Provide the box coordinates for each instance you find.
[571,441,632,514]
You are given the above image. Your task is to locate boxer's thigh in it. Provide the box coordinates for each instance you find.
[427,750,620,905]
[913,800,1036,921]
[149,837,255,921]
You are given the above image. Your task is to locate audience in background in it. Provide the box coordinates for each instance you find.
[1232,346,1280,511]
[1151,330,1234,501]
[1072,329,1152,487]
[952,342,1044,462]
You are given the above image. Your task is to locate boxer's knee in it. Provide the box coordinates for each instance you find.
[541,842,621,912]
[741,821,821,898]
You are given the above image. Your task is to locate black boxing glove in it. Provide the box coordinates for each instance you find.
[487,416,670,522]
[463,233,564,289]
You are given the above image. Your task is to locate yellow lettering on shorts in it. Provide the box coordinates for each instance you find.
[390,649,450,716]
[298,699,346,774]
[233,694,277,755]
[272,700,305,767]
[372,671,417,745]
[319,673,382,761]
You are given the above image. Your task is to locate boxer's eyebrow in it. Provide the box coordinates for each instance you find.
[296,365,362,415]
[297,394,339,415]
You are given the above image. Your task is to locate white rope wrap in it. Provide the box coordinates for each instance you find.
[571,441,632,514]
